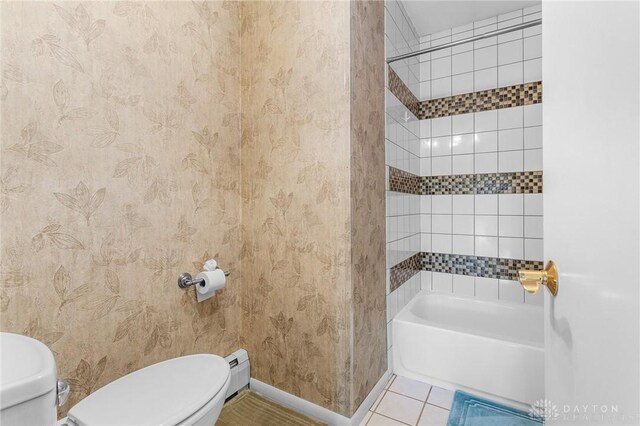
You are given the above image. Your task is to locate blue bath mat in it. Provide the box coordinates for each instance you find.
[447,391,544,426]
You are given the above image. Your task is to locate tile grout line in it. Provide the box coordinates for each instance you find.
[415,385,434,426]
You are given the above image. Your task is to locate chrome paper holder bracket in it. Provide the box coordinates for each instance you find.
[177,269,231,289]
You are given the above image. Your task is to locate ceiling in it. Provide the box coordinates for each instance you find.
[401,1,541,36]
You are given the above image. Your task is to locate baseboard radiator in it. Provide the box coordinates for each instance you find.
[224,349,250,400]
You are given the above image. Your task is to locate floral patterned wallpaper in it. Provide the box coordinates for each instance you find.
[348,0,387,412]
[1,0,385,419]
[240,0,385,417]
[0,0,243,415]
[240,0,354,415]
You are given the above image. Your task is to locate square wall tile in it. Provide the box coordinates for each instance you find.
[475,215,498,236]
[524,126,543,149]
[420,61,431,81]
[421,195,432,213]
[453,134,474,155]
[453,154,474,174]
[432,272,453,292]
[499,215,524,237]
[421,158,432,176]
[524,149,543,171]
[432,195,452,214]
[498,39,523,65]
[475,152,498,173]
[474,131,498,153]
[474,45,498,70]
[421,119,432,137]
[524,194,543,215]
[499,194,524,215]
[453,235,475,255]
[452,72,474,95]
[474,67,498,91]
[498,62,524,87]
[475,194,498,215]
[452,51,473,74]
[432,117,452,137]
[524,58,542,82]
[452,113,474,135]
[421,233,432,252]
[432,156,452,176]
[499,128,524,151]
[525,216,544,238]
[432,214,452,234]
[431,56,452,79]
[524,34,542,60]
[453,274,475,296]
[476,277,499,300]
[421,271,432,290]
[475,110,498,132]
[432,136,452,156]
[453,214,474,235]
[524,104,543,126]
[432,77,452,98]
[498,106,523,130]
[432,234,452,253]
[499,237,524,259]
[498,150,524,173]
[525,238,544,261]
[453,194,474,215]
[475,236,498,257]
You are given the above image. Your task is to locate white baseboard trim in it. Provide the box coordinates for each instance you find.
[250,370,391,426]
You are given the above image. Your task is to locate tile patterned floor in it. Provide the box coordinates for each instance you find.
[360,375,454,426]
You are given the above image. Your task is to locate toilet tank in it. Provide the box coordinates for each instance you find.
[0,332,58,426]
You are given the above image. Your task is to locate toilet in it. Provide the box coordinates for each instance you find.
[0,332,230,426]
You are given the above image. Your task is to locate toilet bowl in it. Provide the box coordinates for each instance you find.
[0,333,230,426]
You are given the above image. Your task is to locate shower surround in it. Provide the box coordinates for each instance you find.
[385,2,544,365]
[0,0,385,420]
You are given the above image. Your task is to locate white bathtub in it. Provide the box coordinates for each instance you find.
[392,291,544,407]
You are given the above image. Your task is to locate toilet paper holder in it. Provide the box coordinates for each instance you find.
[177,269,230,289]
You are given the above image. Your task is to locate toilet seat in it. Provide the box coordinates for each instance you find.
[66,354,230,426]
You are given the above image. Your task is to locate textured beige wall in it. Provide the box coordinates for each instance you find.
[240,0,385,417]
[1,0,385,418]
[240,0,354,415]
[349,0,387,412]
[0,1,243,415]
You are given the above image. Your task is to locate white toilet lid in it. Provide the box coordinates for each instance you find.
[67,354,229,426]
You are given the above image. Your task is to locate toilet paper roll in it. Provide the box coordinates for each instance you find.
[195,270,226,302]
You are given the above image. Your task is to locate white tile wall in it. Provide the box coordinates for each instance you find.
[415,5,543,306]
[385,0,422,369]
[386,5,544,349]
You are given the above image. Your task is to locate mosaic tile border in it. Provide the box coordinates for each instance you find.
[388,66,420,117]
[389,251,543,291]
[388,166,421,194]
[387,67,542,119]
[389,167,543,195]
[390,252,422,291]
[421,252,543,281]
[416,81,543,119]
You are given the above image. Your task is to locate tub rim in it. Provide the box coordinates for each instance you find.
[394,290,544,349]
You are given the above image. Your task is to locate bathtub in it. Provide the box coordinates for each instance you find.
[392,291,544,407]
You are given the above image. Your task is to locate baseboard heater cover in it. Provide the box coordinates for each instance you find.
[225,349,250,400]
